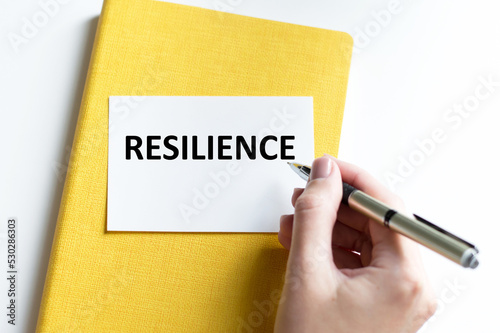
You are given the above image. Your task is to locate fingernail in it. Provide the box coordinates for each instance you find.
[310,156,332,180]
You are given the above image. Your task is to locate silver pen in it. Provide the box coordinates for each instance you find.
[288,162,479,269]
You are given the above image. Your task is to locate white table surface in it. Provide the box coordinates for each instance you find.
[1,0,499,331]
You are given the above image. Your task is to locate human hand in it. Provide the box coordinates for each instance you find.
[275,156,436,333]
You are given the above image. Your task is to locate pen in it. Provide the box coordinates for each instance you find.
[287,162,479,269]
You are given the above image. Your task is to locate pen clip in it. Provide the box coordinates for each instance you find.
[413,214,478,251]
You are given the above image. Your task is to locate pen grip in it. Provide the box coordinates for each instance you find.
[342,182,357,205]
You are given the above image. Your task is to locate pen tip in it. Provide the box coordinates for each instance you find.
[287,162,302,169]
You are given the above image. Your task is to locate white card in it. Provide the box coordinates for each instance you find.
[108,96,314,232]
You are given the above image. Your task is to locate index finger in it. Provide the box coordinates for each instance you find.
[333,157,403,207]
[327,156,420,268]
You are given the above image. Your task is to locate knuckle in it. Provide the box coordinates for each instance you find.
[414,295,438,326]
[424,297,438,319]
[294,192,326,213]
[349,166,366,185]
[396,270,424,299]
[379,192,405,209]
[390,195,405,210]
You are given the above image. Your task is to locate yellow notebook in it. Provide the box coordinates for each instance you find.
[36,0,353,331]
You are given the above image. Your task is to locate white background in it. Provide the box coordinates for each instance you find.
[1,0,499,331]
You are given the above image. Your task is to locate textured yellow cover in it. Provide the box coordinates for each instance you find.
[36,0,352,331]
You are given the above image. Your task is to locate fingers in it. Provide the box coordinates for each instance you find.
[280,213,373,266]
[282,156,421,278]
[329,156,420,268]
[294,188,370,233]
[331,157,400,205]
[287,156,343,279]
[291,188,304,207]
[280,214,370,253]
[335,203,370,233]
[332,222,372,254]
[278,214,293,250]
[332,246,363,269]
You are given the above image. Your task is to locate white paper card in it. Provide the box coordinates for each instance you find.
[108,96,314,232]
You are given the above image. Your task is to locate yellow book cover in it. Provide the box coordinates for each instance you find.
[36,0,353,331]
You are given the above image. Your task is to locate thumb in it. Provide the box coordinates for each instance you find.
[288,156,343,276]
